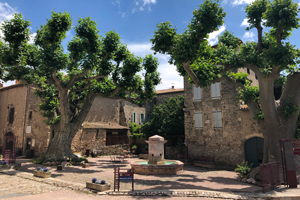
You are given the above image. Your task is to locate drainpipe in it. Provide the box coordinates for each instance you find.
[21,85,29,156]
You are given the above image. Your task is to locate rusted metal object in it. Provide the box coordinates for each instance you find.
[260,162,280,193]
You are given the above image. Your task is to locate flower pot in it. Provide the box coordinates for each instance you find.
[33,170,51,178]
[82,163,90,168]
[86,182,110,191]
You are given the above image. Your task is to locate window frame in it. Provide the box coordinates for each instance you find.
[193,85,201,101]
[211,82,221,99]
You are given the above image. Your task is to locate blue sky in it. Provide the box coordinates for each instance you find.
[1,0,300,89]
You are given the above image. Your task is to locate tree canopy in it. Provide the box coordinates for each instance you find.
[142,96,184,138]
[0,11,161,160]
[151,0,300,163]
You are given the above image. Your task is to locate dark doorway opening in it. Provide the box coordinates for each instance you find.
[245,137,264,168]
[26,138,31,150]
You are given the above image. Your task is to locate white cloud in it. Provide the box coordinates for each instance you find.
[0,2,17,39]
[127,42,183,90]
[241,18,249,27]
[132,0,157,13]
[242,31,255,41]
[232,0,255,5]
[28,32,36,44]
[207,25,226,46]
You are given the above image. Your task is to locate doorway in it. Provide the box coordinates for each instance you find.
[4,132,14,151]
[245,137,264,168]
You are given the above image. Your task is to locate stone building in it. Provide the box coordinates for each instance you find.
[0,84,50,157]
[184,67,263,169]
[0,83,146,157]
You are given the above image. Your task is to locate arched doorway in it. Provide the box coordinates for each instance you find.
[245,137,264,168]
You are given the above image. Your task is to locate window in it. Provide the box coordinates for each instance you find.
[146,114,151,122]
[132,112,136,123]
[211,82,221,99]
[247,68,250,74]
[139,113,145,124]
[29,111,32,120]
[213,110,222,128]
[96,129,99,139]
[255,75,258,80]
[193,85,201,101]
[195,111,203,128]
[8,107,15,124]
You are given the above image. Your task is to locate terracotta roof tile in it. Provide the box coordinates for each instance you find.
[82,122,130,130]
[156,88,184,94]
[240,105,249,110]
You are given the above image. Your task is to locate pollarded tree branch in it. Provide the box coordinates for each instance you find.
[75,74,107,82]
[52,71,64,91]
[280,72,300,107]
[255,25,263,53]
[68,81,92,96]
[183,61,201,87]
[275,27,284,45]
[66,69,89,89]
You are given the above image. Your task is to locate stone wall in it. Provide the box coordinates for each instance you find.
[184,68,262,169]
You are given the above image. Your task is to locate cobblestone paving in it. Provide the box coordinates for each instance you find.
[18,157,261,193]
[0,174,64,196]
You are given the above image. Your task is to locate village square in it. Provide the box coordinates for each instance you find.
[0,0,300,199]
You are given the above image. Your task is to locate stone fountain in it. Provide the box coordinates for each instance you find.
[130,135,184,175]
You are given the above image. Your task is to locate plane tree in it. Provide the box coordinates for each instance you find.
[0,12,161,161]
[151,0,300,164]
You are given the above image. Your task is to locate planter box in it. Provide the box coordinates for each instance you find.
[0,165,10,170]
[82,163,90,168]
[33,170,51,178]
[86,182,110,191]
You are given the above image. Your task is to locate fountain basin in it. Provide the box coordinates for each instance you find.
[131,160,184,175]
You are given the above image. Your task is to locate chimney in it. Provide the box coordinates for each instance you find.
[15,80,19,84]
[0,82,3,88]
[172,86,174,89]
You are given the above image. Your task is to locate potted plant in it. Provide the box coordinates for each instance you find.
[0,161,9,169]
[86,178,110,191]
[81,157,90,168]
[33,167,51,178]
[131,145,137,154]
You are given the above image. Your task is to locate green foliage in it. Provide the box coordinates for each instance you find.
[1,11,161,129]
[142,96,184,138]
[238,81,260,102]
[235,161,253,177]
[245,0,268,30]
[129,122,146,139]
[253,110,264,120]
[284,96,299,121]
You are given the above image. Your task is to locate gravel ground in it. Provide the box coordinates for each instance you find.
[17,156,261,193]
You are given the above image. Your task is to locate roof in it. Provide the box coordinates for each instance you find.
[82,122,130,130]
[156,88,184,95]
[240,105,249,110]
[0,84,25,91]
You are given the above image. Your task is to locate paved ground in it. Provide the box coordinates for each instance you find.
[17,156,261,193]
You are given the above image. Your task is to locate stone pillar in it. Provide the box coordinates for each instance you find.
[146,135,167,164]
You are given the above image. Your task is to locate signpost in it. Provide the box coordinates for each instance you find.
[114,167,134,192]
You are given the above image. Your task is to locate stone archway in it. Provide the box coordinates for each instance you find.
[245,137,264,168]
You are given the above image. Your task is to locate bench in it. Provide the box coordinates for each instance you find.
[194,156,215,169]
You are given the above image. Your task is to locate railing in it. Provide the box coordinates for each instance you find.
[260,162,280,193]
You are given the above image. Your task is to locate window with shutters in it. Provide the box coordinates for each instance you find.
[132,112,136,123]
[213,110,222,128]
[8,107,15,124]
[193,85,201,101]
[211,82,221,99]
[194,111,203,128]
[139,113,145,124]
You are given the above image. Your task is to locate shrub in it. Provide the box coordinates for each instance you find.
[36,167,42,171]
[235,161,253,177]
[100,180,106,184]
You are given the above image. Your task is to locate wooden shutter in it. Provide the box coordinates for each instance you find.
[195,112,202,128]
[217,111,222,128]
[215,82,220,98]
[193,86,201,101]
